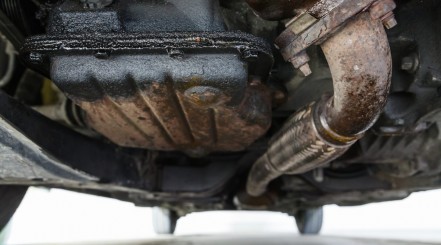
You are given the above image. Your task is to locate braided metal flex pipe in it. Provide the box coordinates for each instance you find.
[246,12,392,197]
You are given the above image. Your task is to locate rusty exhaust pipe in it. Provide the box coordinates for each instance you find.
[246,10,393,196]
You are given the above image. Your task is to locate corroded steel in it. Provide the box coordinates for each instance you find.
[80,79,272,155]
[247,11,393,196]
[51,53,272,156]
[321,12,392,137]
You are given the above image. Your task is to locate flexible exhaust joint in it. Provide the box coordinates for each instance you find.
[246,10,393,196]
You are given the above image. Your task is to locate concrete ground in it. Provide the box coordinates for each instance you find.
[95,235,439,245]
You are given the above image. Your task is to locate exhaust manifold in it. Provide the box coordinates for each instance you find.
[246,1,395,197]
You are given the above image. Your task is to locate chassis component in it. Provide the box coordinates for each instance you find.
[22,0,273,155]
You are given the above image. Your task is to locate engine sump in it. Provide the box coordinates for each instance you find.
[21,0,274,155]
[51,52,271,155]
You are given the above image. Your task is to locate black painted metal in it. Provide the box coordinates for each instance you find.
[21,32,273,82]
[21,32,273,99]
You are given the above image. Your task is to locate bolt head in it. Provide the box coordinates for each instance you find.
[242,49,259,61]
[383,15,398,29]
[401,54,419,73]
[401,57,414,71]
[94,50,110,59]
[167,49,184,59]
[29,52,43,64]
[299,64,312,77]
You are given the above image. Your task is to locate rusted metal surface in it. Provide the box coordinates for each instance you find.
[273,0,396,78]
[39,28,274,156]
[51,53,272,156]
[273,0,396,77]
[275,0,378,62]
[321,12,392,137]
[369,0,397,29]
[81,82,271,156]
[246,10,393,196]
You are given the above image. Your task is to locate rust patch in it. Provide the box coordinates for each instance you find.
[321,13,392,137]
[80,79,271,156]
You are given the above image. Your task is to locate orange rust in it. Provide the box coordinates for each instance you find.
[80,81,271,155]
[321,12,392,137]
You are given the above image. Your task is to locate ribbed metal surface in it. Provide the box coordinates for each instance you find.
[51,54,272,155]
[0,0,29,34]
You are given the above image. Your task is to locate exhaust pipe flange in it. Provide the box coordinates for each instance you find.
[274,0,396,76]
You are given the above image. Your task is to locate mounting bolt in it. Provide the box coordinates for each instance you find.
[400,54,419,73]
[369,0,397,29]
[299,64,312,77]
[29,52,43,64]
[94,50,111,59]
[382,13,398,29]
[167,49,184,59]
[242,49,259,61]
[289,50,311,77]
[401,57,413,71]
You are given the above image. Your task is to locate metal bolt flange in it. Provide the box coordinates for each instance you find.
[369,0,397,29]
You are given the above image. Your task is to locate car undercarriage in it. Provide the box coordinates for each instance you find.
[0,0,440,234]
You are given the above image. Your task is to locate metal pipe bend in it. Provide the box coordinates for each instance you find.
[246,12,392,197]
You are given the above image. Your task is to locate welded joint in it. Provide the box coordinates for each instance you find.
[312,97,361,146]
